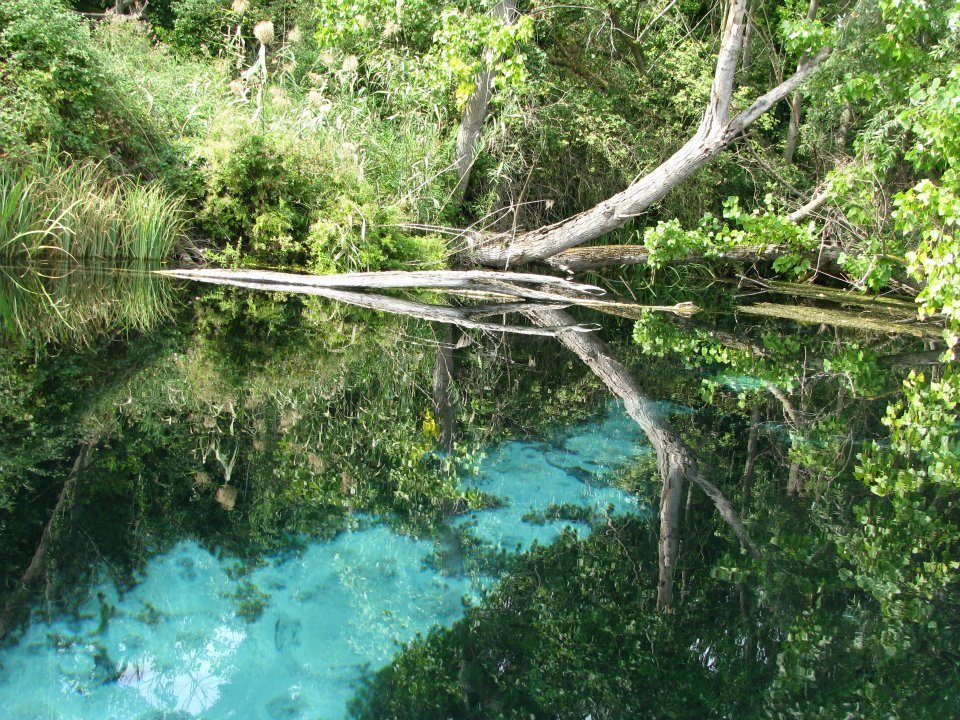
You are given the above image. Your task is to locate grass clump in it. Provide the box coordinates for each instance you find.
[0,157,188,261]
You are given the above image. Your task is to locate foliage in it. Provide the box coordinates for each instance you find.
[637,196,819,274]
[195,116,445,270]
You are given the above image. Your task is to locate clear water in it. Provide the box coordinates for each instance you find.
[0,406,648,720]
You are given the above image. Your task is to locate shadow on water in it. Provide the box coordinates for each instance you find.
[0,264,956,719]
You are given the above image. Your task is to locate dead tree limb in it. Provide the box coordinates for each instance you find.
[463,0,832,267]
[158,267,604,297]
[159,270,594,336]
[543,242,843,273]
[157,268,699,317]
[737,302,942,338]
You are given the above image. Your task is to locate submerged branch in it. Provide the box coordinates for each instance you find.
[524,307,763,575]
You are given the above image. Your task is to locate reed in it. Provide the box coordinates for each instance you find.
[0,158,187,261]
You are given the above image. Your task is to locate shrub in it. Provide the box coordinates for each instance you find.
[195,117,444,271]
[169,0,230,55]
[0,0,164,164]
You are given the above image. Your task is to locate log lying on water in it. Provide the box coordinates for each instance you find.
[543,243,843,273]
[739,278,918,311]
[156,268,699,324]
[159,269,596,336]
[158,268,607,299]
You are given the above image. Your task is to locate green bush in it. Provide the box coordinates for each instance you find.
[0,0,111,155]
[169,0,229,55]
[195,117,444,271]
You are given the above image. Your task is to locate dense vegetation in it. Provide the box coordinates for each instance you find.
[1,0,960,717]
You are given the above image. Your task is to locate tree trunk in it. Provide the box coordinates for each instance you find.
[524,306,762,603]
[783,0,820,164]
[658,457,685,610]
[741,404,762,517]
[109,0,138,13]
[433,325,457,452]
[158,268,699,321]
[464,0,831,267]
[543,241,842,272]
[452,0,518,201]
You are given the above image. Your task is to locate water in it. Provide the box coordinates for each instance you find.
[1,265,954,719]
[0,406,647,720]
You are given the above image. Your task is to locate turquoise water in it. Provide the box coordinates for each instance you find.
[0,405,648,720]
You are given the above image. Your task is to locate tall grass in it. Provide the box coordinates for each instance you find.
[0,158,187,261]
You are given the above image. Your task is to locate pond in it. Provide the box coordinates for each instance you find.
[0,264,955,719]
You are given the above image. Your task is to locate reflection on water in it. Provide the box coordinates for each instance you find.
[0,263,173,345]
[0,405,646,719]
[1,264,957,719]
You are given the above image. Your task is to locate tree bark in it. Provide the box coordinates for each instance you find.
[159,268,603,299]
[737,302,942,339]
[452,0,518,201]
[543,241,842,272]
[783,0,821,164]
[658,462,685,610]
[161,270,594,336]
[741,404,762,517]
[464,0,832,268]
[524,306,762,610]
[157,268,698,319]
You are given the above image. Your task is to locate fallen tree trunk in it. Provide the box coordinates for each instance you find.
[160,270,596,336]
[524,306,762,609]
[463,0,832,267]
[157,268,699,318]
[738,302,942,338]
[740,278,917,311]
[543,242,842,272]
[158,268,605,297]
